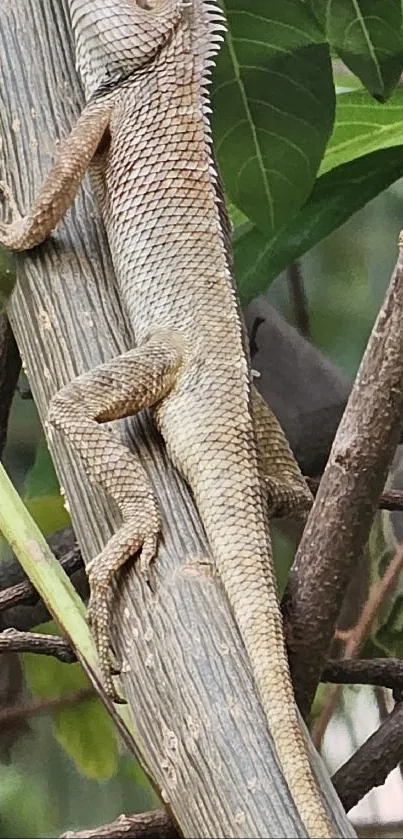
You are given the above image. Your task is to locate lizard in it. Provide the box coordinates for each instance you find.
[0,1,335,835]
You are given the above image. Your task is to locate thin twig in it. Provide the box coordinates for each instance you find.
[313,541,403,747]
[0,686,95,727]
[322,658,403,691]
[0,545,83,612]
[287,262,310,339]
[249,315,265,360]
[283,254,403,718]
[60,810,181,839]
[0,628,76,661]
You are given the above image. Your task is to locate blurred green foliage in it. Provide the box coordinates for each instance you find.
[24,623,119,781]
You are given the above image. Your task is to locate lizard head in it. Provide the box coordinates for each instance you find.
[69,0,225,101]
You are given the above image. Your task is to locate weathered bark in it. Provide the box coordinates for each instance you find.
[332,700,403,814]
[60,810,180,839]
[0,1,354,837]
[284,257,403,718]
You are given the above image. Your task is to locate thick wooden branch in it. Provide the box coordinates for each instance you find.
[323,658,403,691]
[332,700,403,813]
[0,1,354,837]
[283,256,403,719]
[60,811,180,839]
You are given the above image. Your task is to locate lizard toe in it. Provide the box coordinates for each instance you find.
[138,532,158,588]
[107,646,122,676]
[87,590,124,698]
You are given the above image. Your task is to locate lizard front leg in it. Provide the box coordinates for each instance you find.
[0,100,113,251]
[252,386,312,519]
[48,331,183,701]
[0,2,193,251]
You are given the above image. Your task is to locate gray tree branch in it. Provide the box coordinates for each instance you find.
[332,700,403,813]
[60,811,180,839]
[283,256,403,718]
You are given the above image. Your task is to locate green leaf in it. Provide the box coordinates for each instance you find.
[0,763,56,838]
[333,62,364,93]
[213,0,335,235]
[308,0,403,101]
[321,88,403,175]
[24,441,62,500]
[23,441,70,535]
[235,145,403,303]
[24,624,118,781]
[25,494,70,537]
[0,463,94,663]
[26,626,119,782]
[53,695,119,780]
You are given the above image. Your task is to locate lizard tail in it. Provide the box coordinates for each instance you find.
[205,513,336,838]
[171,400,335,837]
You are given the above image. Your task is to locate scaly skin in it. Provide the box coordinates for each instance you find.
[0,1,334,835]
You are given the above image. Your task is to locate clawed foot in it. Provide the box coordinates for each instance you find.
[265,475,312,520]
[86,531,158,704]
[87,593,125,704]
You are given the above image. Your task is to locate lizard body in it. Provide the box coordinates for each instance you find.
[0,2,335,835]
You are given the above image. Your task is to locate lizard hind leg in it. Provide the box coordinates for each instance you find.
[48,332,183,701]
[252,386,312,520]
[85,520,158,702]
